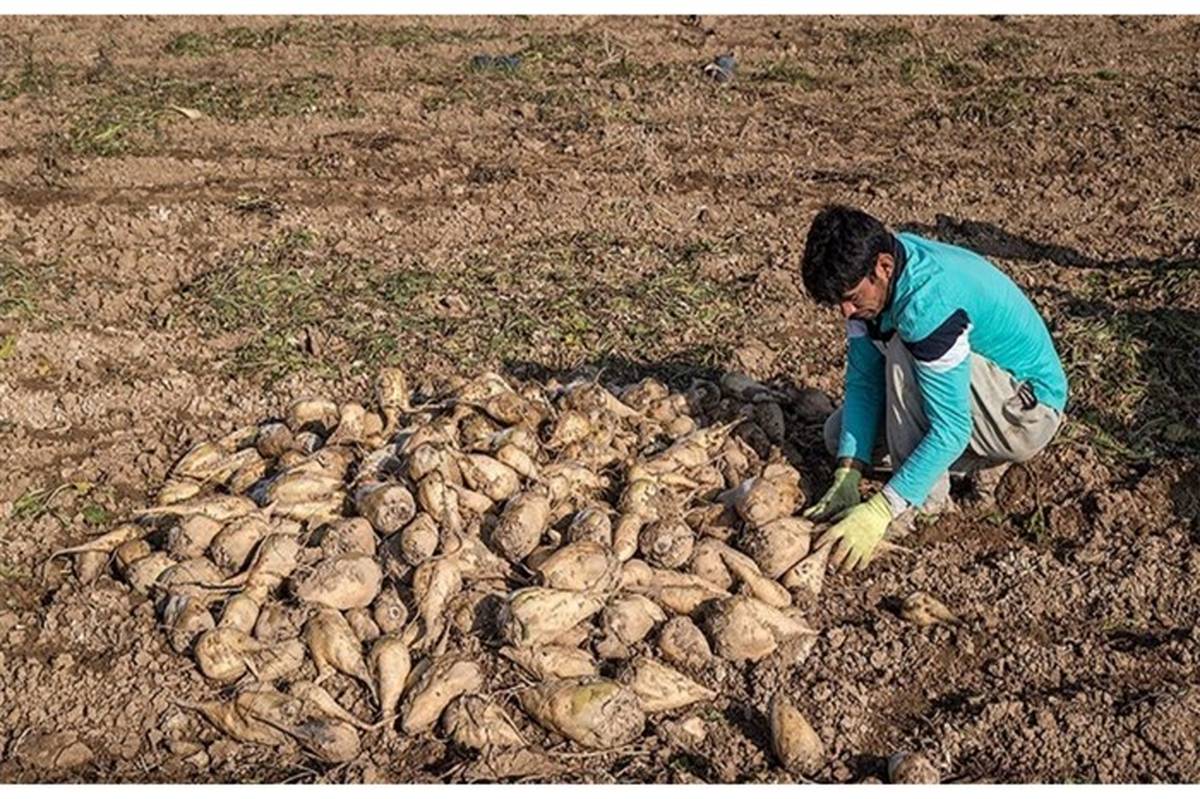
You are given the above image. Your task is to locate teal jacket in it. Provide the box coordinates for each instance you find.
[837,232,1068,507]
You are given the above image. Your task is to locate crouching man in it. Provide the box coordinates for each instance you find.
[799,206,1068,572]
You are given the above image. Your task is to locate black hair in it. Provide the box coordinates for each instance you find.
[800,205,893,306]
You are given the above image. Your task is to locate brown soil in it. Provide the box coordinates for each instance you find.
[2,15,1199,784]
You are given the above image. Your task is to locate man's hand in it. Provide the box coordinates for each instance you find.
[818,493,893,573]
[802,466,862,522]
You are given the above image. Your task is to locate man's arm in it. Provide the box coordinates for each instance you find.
[837,320,886,465]
[885,309,974,508]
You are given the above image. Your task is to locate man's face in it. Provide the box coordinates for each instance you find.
[838,253,894,320]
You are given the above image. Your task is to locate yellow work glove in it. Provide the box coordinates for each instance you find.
[802,466,861,522]
[820,493,893,573]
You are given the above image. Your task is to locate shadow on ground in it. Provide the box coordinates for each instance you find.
[513,218,1200,466]
[901,214,1200,272]
[900,216,1200,460]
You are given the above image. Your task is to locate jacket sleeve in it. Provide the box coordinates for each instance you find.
[836,320,885,463]
[886,308,974,506]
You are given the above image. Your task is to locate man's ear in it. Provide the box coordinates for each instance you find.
[875,252,894,281]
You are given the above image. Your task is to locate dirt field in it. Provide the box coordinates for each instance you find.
[1,15,1199,783]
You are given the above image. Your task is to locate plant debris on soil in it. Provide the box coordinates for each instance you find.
[1,15,1199,784]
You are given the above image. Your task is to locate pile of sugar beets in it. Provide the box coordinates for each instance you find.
[54,368,846,778]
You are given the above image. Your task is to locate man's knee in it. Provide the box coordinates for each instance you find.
[968,403,1064,466]
[1002,420,1061,464]
[822,407,842,458]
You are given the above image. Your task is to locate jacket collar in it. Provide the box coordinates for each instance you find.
[882,232,907,314]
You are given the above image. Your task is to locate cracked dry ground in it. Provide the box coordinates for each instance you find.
[1,15,1199,783]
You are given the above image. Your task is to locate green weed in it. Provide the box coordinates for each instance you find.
[900,53,982,89]
[69,73,349,156]
[0,35,58,101]
[11,482,92,524]
[163,31,214,56]
[1022,506,1050,547]
[597,57,672,82]
[233,193,285,219]
[752,60,821,88]
[1054,268,1200,459]
[949,80,1032,126]
[976,35,1038,65]
[518,31,606,67]
[81,505,111,527]
[164,21,496,57]
[164,22,302,55]
[0,257,38,319]
[184,228,747,381]
[844,25,914,51]
[0,562,25,580]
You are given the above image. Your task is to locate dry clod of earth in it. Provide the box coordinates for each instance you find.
[55,367,824,768]
[887,751,941,784]
[14,732,96,771]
